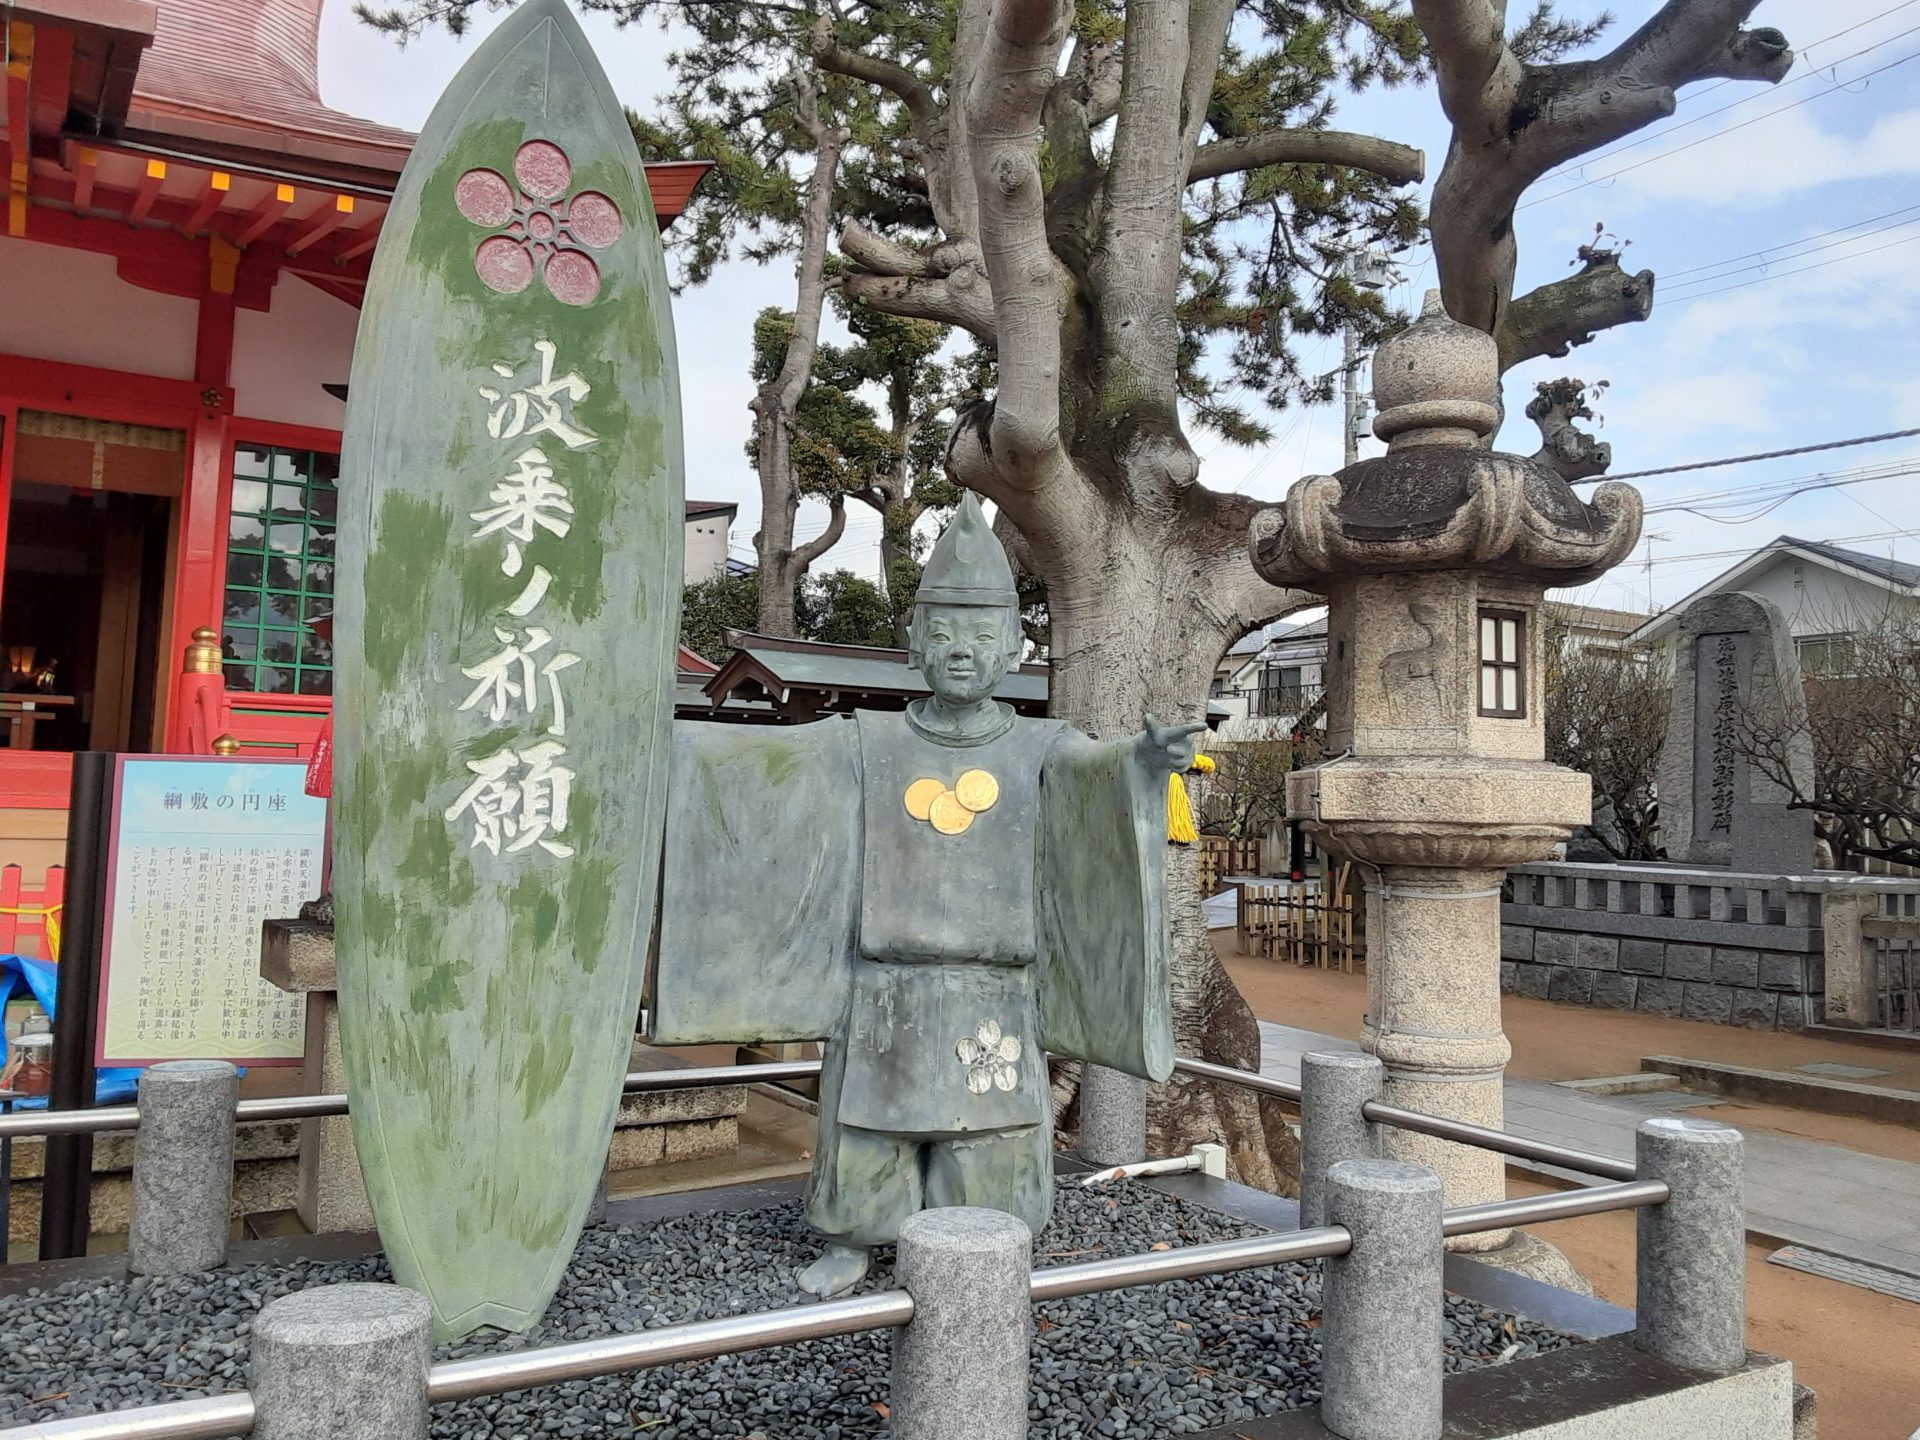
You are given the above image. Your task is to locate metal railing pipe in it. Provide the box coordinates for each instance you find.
[425,1290,913,1404]
[1440,1180,1669,1238]
[1171,1055,1303,1102]
[1363,1100,1638,1182]
[0,1104,139,1140]
[1029,1225,1351,1302]
[0,1061,831,1139]
[0,1393,256,1440]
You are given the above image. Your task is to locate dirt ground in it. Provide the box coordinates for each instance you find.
[1224,948,1920,1166]
[1220,941,1920,1440]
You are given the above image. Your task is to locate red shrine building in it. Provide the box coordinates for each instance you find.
[0,0,706,876]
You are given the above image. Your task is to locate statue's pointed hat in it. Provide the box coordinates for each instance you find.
[915,492,1019,607]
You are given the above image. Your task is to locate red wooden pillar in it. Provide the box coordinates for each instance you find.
[165,245,238,752]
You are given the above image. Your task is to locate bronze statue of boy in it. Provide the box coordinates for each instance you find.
[649,494,1197,1294]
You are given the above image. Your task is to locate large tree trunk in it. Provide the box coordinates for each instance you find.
[749,72,847,637]
[1043,506,1304,1192]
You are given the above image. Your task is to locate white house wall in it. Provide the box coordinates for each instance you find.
[683,514,732,583]
[1733,552,1914,636]
[0,236,198,381]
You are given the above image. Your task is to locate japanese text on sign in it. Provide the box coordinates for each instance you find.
[444,335,593,860]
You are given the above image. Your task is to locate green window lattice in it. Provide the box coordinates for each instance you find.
[222,444,338,696]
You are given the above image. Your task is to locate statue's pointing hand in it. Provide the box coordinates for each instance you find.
[1136,714,1207,775]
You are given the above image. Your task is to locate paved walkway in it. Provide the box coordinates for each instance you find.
[1260,1020,1920,1284]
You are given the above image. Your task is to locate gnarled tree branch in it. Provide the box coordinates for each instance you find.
[1497,247,1654,372]
[1188,128,1426,185]
[1417,0,1791,340]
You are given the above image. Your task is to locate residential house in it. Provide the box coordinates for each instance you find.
[683,498,737,583]
[1626,534,1920,671]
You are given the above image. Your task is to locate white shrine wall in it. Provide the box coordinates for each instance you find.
[231,276,359,434]
[0,236,199,382]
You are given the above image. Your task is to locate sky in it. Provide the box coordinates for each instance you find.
[316,0,1920,618]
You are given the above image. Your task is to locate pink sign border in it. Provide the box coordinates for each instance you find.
[95,754,318,1069]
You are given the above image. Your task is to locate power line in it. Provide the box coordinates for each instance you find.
[1519,44,1920,212]
[1663,228,1920,303]
[1658,204,1920,289]
[1644,459,1920,518]
[1581,427,1920,482]
[1623,527,1917,569]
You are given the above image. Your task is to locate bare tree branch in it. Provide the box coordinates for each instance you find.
[1418,0,1792,339]
[1497,247,1654,371]
[809,17,940,131]
[750,71,846,634]
[1188,129,1426,185]
[1094,0,1191,405]
[839,223,999,336]
[1410,0,1519,128]
[791,491,850,569]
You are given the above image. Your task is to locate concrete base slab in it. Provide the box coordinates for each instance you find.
[1767,1244,1920,1304]
[1643,1053,1920,1125]
[1218,1335,1794,1439]
[1553,1074,1677,1096]
[1796,1061,1889,1079]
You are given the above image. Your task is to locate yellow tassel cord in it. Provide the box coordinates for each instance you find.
[0,904,61,961]
[1166,752,1216,845]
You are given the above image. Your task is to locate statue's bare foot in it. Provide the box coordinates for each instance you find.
[797,1243,870,1297]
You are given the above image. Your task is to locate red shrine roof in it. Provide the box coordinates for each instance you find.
[4,0,708,271]
[126,0,417,188]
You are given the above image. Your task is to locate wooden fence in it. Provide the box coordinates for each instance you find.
[1236,863,1360,972]
[0,863,64,960]
[1196,836,1262,896]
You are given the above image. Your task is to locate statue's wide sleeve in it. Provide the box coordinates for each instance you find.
[646,718,859,1044]
[1035,732,1175,1080]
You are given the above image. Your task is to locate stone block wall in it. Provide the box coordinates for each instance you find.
[1499,923,1821,1031]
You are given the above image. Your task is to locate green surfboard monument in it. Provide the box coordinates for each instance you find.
[333,0,682,1339]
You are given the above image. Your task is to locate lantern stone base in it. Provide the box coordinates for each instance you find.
[1291,757,1588,1246]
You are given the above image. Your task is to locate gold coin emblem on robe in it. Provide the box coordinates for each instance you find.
[954,769,999,813]
[928,791,974,835]
[903,777,945,821]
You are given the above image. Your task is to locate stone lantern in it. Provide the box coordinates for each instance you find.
[1251,293,1641,1247]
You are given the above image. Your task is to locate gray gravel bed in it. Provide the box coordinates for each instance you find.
[0,1181,1578,1437]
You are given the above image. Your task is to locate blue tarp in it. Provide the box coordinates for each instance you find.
[0,954,142,1106]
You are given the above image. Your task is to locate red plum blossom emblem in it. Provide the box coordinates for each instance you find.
[455,140,623,306]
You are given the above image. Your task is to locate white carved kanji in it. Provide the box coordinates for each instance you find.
[458,625,582,735]
[471,449,573,577]
[444,740,577,858]
[478,338,598,451]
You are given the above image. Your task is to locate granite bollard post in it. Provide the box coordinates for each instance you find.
[1635,1116,1747,1372]
[1078,1064,1148,1167]
[1320,1159,1444,1440]
[891,1207,1032,1440]
[1300,1051,1385,1228]
[252,1284,432,1440]
[127,1060,240,1277]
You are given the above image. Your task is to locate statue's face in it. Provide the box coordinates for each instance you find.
[914,603,1014,706]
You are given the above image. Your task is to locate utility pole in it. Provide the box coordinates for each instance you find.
[1641,530,1671,611]
[1338,245,1399,466]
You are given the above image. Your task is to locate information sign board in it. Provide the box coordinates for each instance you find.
[96,756,325,1066]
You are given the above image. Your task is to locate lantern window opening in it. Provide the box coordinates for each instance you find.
[1477,608,1525,719]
